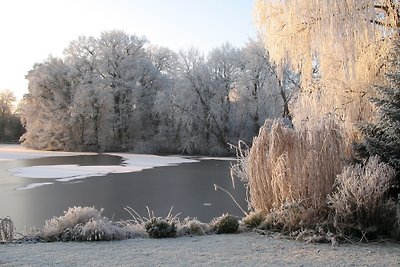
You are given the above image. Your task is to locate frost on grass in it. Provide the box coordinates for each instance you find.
[38,206,222,242]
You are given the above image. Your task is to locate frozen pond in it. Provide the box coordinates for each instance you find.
[0,146,246,231]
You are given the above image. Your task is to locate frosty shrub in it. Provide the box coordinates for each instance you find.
[258,201,313,233]
[329,156,398,240]
[212,214,239,234]
[0,217,14,242]
[74,217,126,241]
[41,206,126,241]
[176,218,211,236]
[145,218,176,238]
[242,211,265,229]
[125,206,182,238]
[233,117,344,216]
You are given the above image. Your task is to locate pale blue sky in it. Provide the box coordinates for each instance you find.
[0,0,256,99]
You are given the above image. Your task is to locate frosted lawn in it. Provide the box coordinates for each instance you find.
[1,145,198,190]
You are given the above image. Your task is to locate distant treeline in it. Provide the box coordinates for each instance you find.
[20,30,293,155]
[0,90,24,142]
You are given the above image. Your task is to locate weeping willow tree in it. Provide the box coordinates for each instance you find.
[254,0,399,136]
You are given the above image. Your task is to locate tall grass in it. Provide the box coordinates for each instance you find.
[232,115,400,241]
[233,116,344,216]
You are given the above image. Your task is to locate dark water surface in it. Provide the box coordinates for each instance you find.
[0,155,246,231]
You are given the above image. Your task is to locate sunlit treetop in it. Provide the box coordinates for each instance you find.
[255,0,400,83]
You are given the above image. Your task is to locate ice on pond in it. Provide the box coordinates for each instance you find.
[7,149,199,190]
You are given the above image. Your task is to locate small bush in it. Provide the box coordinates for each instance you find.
[176,218,211,236]
[213,214,239,234]
[74,218,125,241]
[41,206,126,242]
[242,211,265,229]
[256,201,318,234]
[293,225,338,244]
[329,156,397,240]
[145,218,176,238]
[117,221,147,238]
[0,217,14,242]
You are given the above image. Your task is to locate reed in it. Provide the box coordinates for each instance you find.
[233,116,344,216]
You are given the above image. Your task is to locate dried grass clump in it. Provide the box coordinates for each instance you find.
[329,156,398,240]
[233,117,344,215]
[41,206,126,241]
[0,217,14,242]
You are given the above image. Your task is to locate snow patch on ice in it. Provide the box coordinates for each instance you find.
[17,182,54,190]
[2,144,199,190]
[9,154,199,187]
[111,153,199,168]
[10,164,141,181]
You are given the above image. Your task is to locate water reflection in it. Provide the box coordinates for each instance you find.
[0,155,246,231]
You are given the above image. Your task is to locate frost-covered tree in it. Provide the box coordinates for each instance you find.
[255,0,398,81]
[208,43,242,147]
[22,31,162,151]
[63,35,113,150]
[255,0,399,127]
[234,39,281,139]
[21,57,74,150]
[172,48,217,154]
[96,31,148,148]
[0,90,16,116]
[169,45,245,154]
[166,42,282,154]
[0,90,16,140]
[150,46,181,152]
[21,31,283,155]
[0,90,24,141]
[356,39,400,175]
